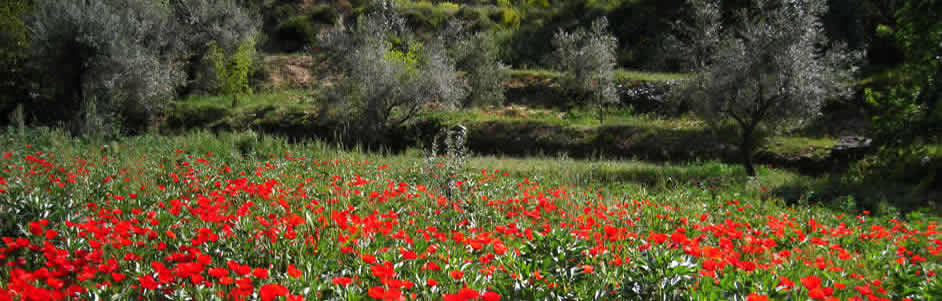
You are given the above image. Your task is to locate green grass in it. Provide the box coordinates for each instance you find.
[510,68,692,83]
[615,69,693,82]
[765,136,837,158]
[177,89,319,111]
[510,69,563,78]
[170,89,844,165]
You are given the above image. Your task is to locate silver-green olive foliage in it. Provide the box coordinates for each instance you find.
[28,0,258,135]
[319,2,467,130]
[677,0,862,176]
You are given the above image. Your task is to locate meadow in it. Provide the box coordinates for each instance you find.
[0,128,938,300]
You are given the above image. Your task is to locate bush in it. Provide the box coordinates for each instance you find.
[208,38,258,107]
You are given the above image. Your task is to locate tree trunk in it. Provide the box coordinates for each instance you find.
[741,125,756,177]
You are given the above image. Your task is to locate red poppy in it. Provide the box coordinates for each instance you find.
[459,288,479,299]
[287,264,302,278]
[745,293,769,301]
[253,267,270,279]
[399,247,418,260]
[111,272,126,282]
[139,275,158,290]
[259,283,289,301]
[450,270,464,280]
[482,291,501,301]
[801,275,822,290]
[209,267,228,278]
[371,261,395,278]
[333,277,353,286]
[808,287,828,300]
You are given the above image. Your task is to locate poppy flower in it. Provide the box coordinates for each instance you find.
[808,287,828,300]
[333,277,353,286]
[287,264,302,278]
[458,288,479,299]
[253,267,270,279]
[371,261,395,278]
[209,267,228,278]
[259,283,289,301]
[449,270,464,280]
[745,293,769,301]
[139,275,158,290]
[482,291,501,301]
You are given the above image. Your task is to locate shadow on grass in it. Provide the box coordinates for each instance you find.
[771,174,940,217]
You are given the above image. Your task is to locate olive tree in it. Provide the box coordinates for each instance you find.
[27,0,260,136]
[165,0,261,95]
[678,0,860,176]
[552,17,618,123]
[29,0,187,135]
[662,0,723,73]
[450,25,510,108]
[319,3,466,133]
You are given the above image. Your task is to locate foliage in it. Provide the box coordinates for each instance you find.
[319,2,466,134]
[865,0,941,148]
[166,0,261,95]
[552,17,618,123]
[660,0,721,72]
[208,38,258,107]
[28,0,188,135]
[0,0,32,120]
[0,0,30,66]
[452,29,510,108]
[675,0,861,176]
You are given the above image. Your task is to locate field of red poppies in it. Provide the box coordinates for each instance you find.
[0,131,939,301]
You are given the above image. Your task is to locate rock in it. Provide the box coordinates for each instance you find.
[830,136,872,168]
[831,136,872,154]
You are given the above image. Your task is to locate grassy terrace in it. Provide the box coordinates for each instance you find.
[510,68,693,83]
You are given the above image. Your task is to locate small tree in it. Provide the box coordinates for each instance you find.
[319,2,466,134]
[208,38,257,108]
[677,0,860,176]
[552,17,618,123]
[662,0,722,73]
[452,29,510,108]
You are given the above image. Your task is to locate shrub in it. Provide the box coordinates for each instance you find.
[208,38,258,107]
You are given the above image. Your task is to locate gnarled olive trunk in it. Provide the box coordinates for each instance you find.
[741,124,757,177]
